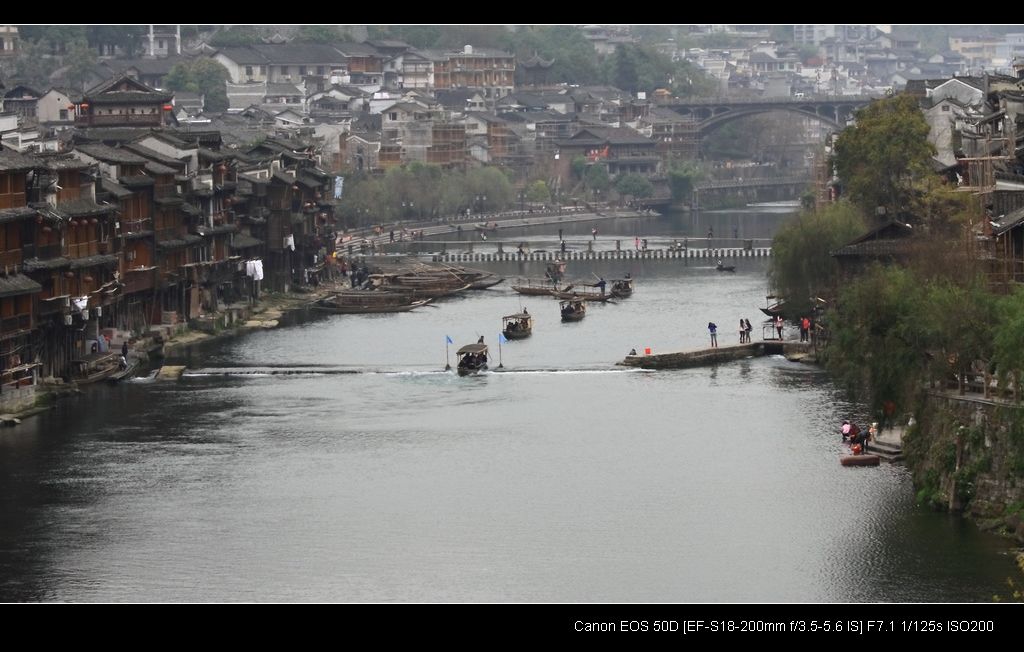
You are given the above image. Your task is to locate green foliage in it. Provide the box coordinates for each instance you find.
[507,25,602,86]
[294,25,347,43]
[667,160,703,202]
[87,25,146,57]
[570,155,589,181]
[584,163,610,193]
[603,43,714,96]
[825,265,930,411]
[367,25,443,49]
[165,59,231,112]
[7,40,58,89]
[993,287,1024,384]
[66,40,98,91]
[614,174,653,199]
[833,94,937,220]
[18,25,86,53]
[525,180,550,203]
[769,201,866,312]
[209,26,266,47]
[338,164,516,225]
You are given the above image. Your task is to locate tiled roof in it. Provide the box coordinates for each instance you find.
[0,273,42,298]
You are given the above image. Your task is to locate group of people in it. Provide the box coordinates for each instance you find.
[348,264,372,288]
[738,318,754,343]
[458,352,487,369]
[841,419,875,455]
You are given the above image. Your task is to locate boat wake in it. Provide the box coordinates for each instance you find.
[182,365,652,377]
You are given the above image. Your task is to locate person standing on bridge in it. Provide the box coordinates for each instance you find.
[592,227,598,240]
[708,322,718,348]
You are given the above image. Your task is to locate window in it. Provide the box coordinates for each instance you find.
[246,66,253,77]
[316,66,324,75]
[942,105,950,112]
[158,39,165,49]
[389,112,398,121]
[59,109,68,120]
[280,66,289,75]
[299,66,307,75]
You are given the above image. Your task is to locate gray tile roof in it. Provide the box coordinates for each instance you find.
[0,273,42,298]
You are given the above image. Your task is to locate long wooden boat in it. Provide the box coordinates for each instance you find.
[512,280,558,296]
[313,299,430,314]
[468,275,504,290]
[552,287,615,302]
[70,352,123,384]
[502,312,533,339]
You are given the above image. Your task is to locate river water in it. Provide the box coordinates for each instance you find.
[0,208,1017,602]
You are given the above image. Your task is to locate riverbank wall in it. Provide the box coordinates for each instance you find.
[906,391,1024,544]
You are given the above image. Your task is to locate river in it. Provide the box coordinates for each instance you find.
[0,208,1017,602]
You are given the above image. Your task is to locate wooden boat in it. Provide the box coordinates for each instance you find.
[70,352,123,384]
[610,278,634,298]
[760,296,786,318]
[512,279,559,296]
[553,285,615,302]
[502,312,533,339]
[456,343,489,376]
[841,454,881,467]
[107,358,139,383]
[716,262,736,272]
[314,293,430,313]
[468,275,504,290]
[560,299,586,322]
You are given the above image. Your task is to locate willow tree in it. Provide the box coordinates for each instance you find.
[768,201,866,313]
[833,94,936,221]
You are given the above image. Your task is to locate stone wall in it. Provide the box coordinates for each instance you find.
[906,393,1024,543]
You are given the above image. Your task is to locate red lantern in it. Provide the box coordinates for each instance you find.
[90,218,98,225]
[42,226,52,233]
[292,184,299,191]
[83,275,93,283]
[79,102,90,110]
[65,271,74,279]
[162,104,174,111]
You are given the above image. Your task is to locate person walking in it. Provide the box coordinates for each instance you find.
[739,318,747,343]
[800,316,811,342]
[744,318,753,343]
[708,322,718,348]
[592,227,598,240]
[775,315,784,340]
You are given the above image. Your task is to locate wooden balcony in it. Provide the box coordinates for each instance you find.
[0,314,31,339]
[75,114,163,127]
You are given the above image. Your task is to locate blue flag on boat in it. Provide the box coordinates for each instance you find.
[499,333,508,344]
[445,335,453,344]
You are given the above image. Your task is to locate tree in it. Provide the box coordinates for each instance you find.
[18,25,86,54]
[8,40,58,89]
[614,174,653,200]
[66,40,98,92]
[87,25,146,57]
[833,94,936,221]
[768,201,866,314]
[667,160,703,202]
[209,26,265,47]
[295,25,347,43]
[825,265,929,412]
[584,164,610,194]
[164,59,231,112]
[525,180,550,204]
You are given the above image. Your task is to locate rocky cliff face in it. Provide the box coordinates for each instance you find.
[905,394,1024,543]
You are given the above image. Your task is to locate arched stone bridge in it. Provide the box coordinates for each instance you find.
[664,96,873,134]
